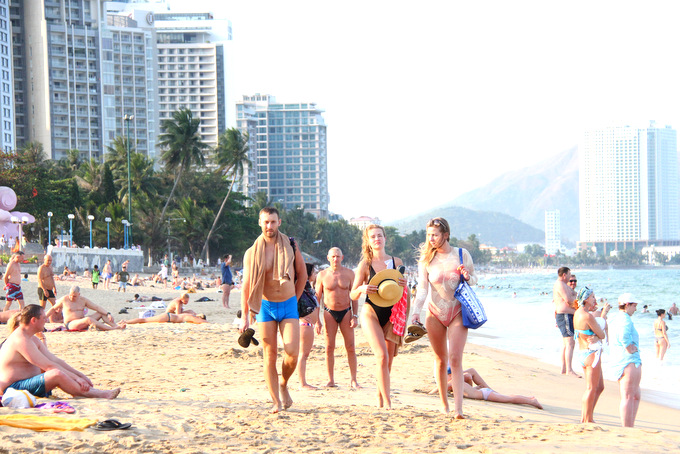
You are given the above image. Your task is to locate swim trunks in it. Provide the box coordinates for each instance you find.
[4,283,23,301]
[324,307,350,324]
[6,373,51,398]
[37,288,56,302]
[118,282,127,289]
[103,273,113,279]
[256,295,299,323]
[556,313,574,338]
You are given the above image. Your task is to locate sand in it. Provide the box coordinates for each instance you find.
[1,274,679,453]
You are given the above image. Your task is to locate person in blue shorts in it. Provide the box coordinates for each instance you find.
[0,305,121,399]
[220,255,234,309]
[240,207,307,413]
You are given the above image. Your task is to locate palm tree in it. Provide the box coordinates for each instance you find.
[200,128,251,261]
[157,108,207,222]
[17,141,47,166]
[172,197,213,258]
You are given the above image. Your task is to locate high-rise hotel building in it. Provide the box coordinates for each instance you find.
[579,122,680,254]
[153,11,231,151]
[236,94,329,218]
[0,0,14,153]
[14,1,158,161]
[544,209,561,254]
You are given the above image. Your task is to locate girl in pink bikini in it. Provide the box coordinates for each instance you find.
[411,217,477,418]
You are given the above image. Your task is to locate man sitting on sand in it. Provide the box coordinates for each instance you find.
[0,305,121,399]
[125,293,207,324]
[46,285,126,331]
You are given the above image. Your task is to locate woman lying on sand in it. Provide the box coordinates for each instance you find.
[429,367,542,409]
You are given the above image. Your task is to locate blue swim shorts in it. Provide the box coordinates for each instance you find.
[256,295,299,323]
[118,282,127,289]
[6,373,51,398]
[556,313,574,338]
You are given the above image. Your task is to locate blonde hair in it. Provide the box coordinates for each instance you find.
[418,217,451,266]
[361,224,386,265]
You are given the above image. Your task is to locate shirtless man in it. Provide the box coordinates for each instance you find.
[0,304,120,399]
[37,255,63,323]
[553,266,580,377]
[166,292,198,316]
[241,207,307,413]
[125,294,207,325]
[102,259,113,290]
[316,247,360,388]
[669,303,679,316]
[3,252,24,311]
[46,285,125,331]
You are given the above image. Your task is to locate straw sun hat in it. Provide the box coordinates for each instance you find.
[368,269,405,307]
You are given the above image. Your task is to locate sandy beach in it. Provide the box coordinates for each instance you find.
[1,274,679,453]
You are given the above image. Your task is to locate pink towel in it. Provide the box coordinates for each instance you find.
[390,287,409,336]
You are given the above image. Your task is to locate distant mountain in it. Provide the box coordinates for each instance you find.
[450,146,580,242]
[390,206,545,247]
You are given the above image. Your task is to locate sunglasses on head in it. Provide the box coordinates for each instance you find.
[428,218,442,226]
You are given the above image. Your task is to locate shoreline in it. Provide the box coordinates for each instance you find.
[1,275,679,452]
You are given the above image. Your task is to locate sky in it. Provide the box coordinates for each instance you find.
[166,0,680,223]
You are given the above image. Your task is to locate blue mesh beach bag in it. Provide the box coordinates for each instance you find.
[454,248,487,329]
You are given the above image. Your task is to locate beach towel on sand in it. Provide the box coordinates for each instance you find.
[243,231,295,314]
[0,414,97,431]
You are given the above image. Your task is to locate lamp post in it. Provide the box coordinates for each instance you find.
[10,216,19,251]
[105,217,111,249]
[20,216,27,249]
[87,215,94,248]
[122,220,128,249]
[124,114,134,246]
[47,211,53,245]
[67,214,75,247]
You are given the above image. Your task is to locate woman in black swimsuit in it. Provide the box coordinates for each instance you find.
[350,224,408,409]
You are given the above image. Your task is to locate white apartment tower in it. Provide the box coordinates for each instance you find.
[15,1,159,161]
[0,0,13,153]
[236,94,330,218]
[100,9,159,160]
[580,122,680,246]
[153,11,231,150]
[544,209,561,254]
[22,0,104,160]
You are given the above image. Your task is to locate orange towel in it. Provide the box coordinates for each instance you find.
[243,231,295,314]
[0,414,97,431]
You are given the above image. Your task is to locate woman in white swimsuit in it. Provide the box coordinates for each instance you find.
[411,217,477,418]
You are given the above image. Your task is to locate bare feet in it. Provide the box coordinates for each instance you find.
[325,381,338,388]
[453,413,465,420]
[105,388,121,399]
[301,384,317,390]
[530,397,543,409]
[280,384,293,409]
[350,380,361,389]
[566,370,582,378]
[270,403,283,414]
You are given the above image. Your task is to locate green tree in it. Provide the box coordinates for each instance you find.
[201,128,251,261]
[157,108,207,222]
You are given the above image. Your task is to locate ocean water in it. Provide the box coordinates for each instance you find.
[470,268,680,410]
